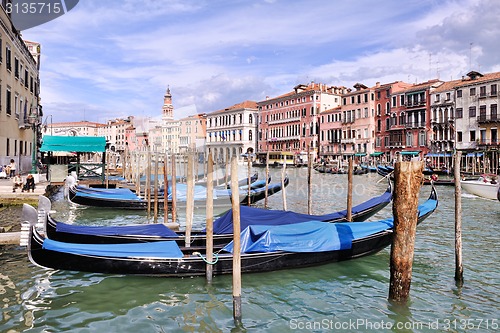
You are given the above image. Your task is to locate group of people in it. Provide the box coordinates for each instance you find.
[12,173,35,193]
[0,159,17,179]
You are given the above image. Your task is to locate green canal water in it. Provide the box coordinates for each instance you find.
[1,169,499,332]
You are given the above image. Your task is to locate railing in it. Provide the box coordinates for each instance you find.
[477,115,499,123]
[405,122,426,128]
[477,139,499,146]
[268,116,301,125]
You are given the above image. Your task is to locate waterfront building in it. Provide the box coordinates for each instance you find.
[339,83,376,163]
[319,106,342,159]
[178,114,207,153]
[0,4,41,171]
[100,117,133,153]
[453,71,500,173]
[257,83,346,164]
[206,100,258,163]
[43,121,103,137]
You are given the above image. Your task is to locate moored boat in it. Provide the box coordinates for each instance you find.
[23,188,437,276]
[39,181,393,246]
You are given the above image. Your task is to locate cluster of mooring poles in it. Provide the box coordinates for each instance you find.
[117,148,465,323]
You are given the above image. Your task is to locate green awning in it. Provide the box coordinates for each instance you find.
[40,136,106,152]
[399,151,420,156]
[354,153,367,157]
[370,152,384,157]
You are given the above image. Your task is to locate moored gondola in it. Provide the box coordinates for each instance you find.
[40,181,392,246]
[23,188,437,276]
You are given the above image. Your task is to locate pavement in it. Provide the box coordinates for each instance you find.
[0,173,50,202]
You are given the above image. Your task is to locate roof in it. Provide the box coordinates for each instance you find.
[208,100,258,115]
[40,136,107,153]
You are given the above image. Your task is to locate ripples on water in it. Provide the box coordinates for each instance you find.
[1,169,499,332]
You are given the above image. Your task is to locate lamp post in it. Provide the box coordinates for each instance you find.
[28,107,38,174]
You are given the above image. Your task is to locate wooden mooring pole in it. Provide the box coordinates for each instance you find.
[230,156,242,324]
[454,151,463,285]
[281,161,287,211]
[171,154,177,223]
[307,148,312,215]
[264,151,269,208]
[346,157,353,222]
[185,152,194,247]
[163,153,169,224]
[389,160,423,303]
[206,154,215,282]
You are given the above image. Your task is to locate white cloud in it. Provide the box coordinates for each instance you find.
[20,0,499,123]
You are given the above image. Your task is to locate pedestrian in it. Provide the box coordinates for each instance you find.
[9,159,16,178]
[12,174,23,192]
[22,174,36,192]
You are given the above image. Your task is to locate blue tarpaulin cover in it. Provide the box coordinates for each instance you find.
[43,239,184,258]
[40,136,106,153]
[222,220,393,253]
[56,222,179,237]
[211,187,391,234]
[74,188,143,201]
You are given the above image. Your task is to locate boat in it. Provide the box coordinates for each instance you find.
[497,185,500,202]
[40,181,392,245]
[66,176,284,209]
[422,178,455,186]
[23,188,437,276]
[460,174,499,200]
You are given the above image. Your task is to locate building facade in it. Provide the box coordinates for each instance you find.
[0,3,41,171]
[257,83,346,162]
[206,100,258,163]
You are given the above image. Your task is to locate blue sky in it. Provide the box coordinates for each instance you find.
[21,0,500,124]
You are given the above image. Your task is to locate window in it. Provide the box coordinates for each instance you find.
[479,86,486,97]
[14,57,19,78]
[456,108,463,118]
[469,106,476,117]
[435,94,440,102]
[406,132,413,147]
[470,130,476,142]
[457,131,462,142]
[456,90,462,98]
[6,88,11,115]
[470,87,476,96]
[491,84,497,96]
[419,131,426,146]
[491,104,497,119]
[249,114,253,124]
[392,96,396,107]
[446,92,451,100]
[6,45,11,70]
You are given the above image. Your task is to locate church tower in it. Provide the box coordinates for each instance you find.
[162,86,174,121]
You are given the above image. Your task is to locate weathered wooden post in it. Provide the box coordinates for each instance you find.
[171,153,177,223]
[154,152,159,222]
[454,151,463,285]
[135,152,141,196]
[206,154,214,282]
[346,157,353,222]
[185,152,194,247]
[388,160,424,303]
[264,151,269,208]
[163,153,169,224]
[307,148,312,214]
[281,160,287,211]
[247,155,251,206]
[230,156,242,324]
[146,148,152,218]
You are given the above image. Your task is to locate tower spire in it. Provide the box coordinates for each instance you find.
[162,85,174,120]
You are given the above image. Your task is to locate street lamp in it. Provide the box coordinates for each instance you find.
[28,107,38,174]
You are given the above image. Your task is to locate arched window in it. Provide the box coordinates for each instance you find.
[249,130,253,141]
[249,114,253,124]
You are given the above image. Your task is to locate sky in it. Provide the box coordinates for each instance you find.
[21,0,500,124]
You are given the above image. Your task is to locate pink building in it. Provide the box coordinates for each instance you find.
[257,83,346,163]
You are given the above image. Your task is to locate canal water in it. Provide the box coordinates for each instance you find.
[1,168,499,332]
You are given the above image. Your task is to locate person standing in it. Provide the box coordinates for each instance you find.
[9,159,16,178]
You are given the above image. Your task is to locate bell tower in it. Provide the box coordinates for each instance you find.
[162,86,174,121]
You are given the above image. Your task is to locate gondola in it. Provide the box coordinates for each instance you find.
[40,181,392,245]
[66,176,285,209]
[24,188,437,276]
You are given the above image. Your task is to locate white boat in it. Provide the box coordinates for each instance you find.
[460,174,499,200]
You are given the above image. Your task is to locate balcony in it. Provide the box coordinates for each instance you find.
[405,122,426,129]
[267,135,300,142]
[477,139,499,146]
[341,138,356,144]
[268,116,301,125]
[477,115,499,124]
